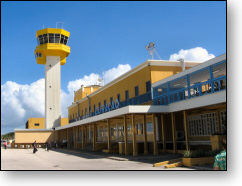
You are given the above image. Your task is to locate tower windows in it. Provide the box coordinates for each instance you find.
[37,33,69,45]
[54,34,60,43]
[43,34,48,44]
[49,33,54,43]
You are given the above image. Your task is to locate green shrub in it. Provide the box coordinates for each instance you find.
[183,149,221,158]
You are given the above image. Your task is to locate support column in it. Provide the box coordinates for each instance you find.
[107,119,111,150]
[183,111,190,151]
[152,113,158,155]
[216,111,221,134]
[93,124,96,151]
[82,125,85,149]
[123,115,129,155]
[67,128,69,148]
[73,127,76,149]
[132,114,138,156]
[171,113,177,154]
[143,114,148,155]
[161,114,166,153]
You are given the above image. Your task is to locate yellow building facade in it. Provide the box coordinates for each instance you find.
[25,118,69,129]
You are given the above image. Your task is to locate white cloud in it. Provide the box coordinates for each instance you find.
[103,64,131,84]
[1,64,131,134]
[169,47,215,62]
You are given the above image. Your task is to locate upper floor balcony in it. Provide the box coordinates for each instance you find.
[153,56,226,106]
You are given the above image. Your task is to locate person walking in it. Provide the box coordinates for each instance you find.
[47,141,51,151]
[3,141,7,150]
[54,141,57,149]
[32,140,38,154]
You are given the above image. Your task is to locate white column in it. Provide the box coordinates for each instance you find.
[45,56,61,129]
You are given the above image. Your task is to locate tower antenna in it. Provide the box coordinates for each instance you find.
[56,22,65,29]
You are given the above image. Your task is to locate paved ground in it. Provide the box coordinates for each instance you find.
[1,147,204,170]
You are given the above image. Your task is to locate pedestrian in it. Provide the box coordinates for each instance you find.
[32,140,38,153]
[44,142,48,151]
[214,139,226,170]
[4,141,7,150]
[54,141,57,149]
[47,141,51,151]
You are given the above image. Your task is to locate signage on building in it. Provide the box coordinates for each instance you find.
[83,99,120,119]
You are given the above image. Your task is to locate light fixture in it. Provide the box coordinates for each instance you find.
[174,84,180,87]
[145,42,161,60]
[213,69,220,73]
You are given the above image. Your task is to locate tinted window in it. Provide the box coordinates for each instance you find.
[212,62,226,78]
[146,81,151,92]
[38,35,44,44]
[135,86,139,97]
[125,90,129,100]
[54,34,60,43]
[189,68,210,86]
[43,34,48,44]
[49,33,54,43]
[169,76,187,92]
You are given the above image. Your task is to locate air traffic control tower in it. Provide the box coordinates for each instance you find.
[34,28,70,129]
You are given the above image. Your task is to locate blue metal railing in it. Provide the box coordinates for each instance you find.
[153,75,226,105]
[69,91,152,123]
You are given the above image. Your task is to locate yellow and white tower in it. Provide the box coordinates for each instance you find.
[34,28,70,129]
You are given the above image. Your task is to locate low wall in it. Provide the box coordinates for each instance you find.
[15,130,57,145]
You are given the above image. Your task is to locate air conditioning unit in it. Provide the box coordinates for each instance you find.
[176,131,185,140]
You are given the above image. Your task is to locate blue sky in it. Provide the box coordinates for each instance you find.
[1,1,226,134]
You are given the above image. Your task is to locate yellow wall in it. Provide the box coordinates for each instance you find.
[15,130,56,143]
[27,118,69,129]
[74,86,101,102]
[68,64,189,120]
[27,118,45,129]
[150,66,192,84]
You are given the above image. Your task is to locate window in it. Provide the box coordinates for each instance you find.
[135,86,139,97]
[189,68,210,86]
[34,123,39,126]
[99,102,101,109]
[169,76,187,92]
[146,81,151,92]
[38,35,44,45]
[110,97,113,103]
[212,62,226,78]
[117,94,120,102]
[54,34,60,43]
[94,105,96,112]
[136,123,143,135]
[60,35,68,45]
[188,112,218,136]
[48,33,54,43]
[35,53,42,58]
[42,34,48,44]
[153,83,168,97]
[85,108,87,115]
[125,90,129,100]
[104,100,107,105]
[146,122,153,134]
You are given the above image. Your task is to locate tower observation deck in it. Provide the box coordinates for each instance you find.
[34,28,70,129]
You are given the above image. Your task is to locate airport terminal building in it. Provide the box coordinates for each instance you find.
[54,54,226,156]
